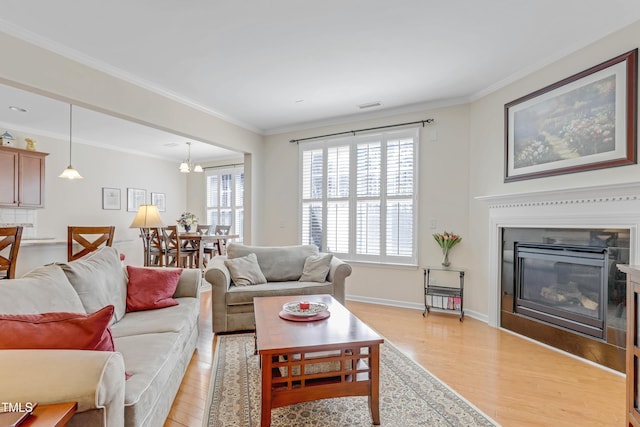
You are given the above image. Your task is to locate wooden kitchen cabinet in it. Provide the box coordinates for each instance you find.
[0,146,48,208]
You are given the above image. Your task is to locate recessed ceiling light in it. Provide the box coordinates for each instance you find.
[8,106,27,113]
[358,101,381,109]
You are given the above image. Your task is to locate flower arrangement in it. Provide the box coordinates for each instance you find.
[177,212,198,231]
[433,231,461,267]
[432,231,462,250]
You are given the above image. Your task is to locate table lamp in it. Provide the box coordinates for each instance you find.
[130,204,165,266]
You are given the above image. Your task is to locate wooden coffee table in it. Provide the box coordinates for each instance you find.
[254,294,383,427]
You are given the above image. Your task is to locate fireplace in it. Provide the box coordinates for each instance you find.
[501,227,628,371]
[477,184,640,372]
[514,242,608,339]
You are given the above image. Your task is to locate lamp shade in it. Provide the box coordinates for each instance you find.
[58,166,83,179]
[130,205,165,228]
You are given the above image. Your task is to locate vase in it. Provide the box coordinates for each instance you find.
[184,225,191,233]
[441,247,450,267]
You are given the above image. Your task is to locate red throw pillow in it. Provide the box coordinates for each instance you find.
[0,305,115,351]
[126,266,182,312]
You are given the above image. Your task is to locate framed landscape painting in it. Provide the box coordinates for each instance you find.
[504,49,637,182]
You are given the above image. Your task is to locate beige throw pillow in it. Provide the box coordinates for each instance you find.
[299,253,333,282]
[224,253,267,286]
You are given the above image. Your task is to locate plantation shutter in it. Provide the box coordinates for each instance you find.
[205,165,244,242]
[299,127,418,265]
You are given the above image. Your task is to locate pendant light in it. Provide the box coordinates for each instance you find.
[58,104,83,179]
[179,141,203,173]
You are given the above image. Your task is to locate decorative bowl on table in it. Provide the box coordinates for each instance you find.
[282,301,328,317]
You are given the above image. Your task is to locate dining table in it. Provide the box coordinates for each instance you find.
[177,232,239,269]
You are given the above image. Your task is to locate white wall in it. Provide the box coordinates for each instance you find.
[262,105,471,310]
[467,20,640,317]
[4,128,187,275]
[261,19,640,318]
[0,31,265,245]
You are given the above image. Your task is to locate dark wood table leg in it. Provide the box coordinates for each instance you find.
[369,344,381,425]
[261,354,273,427]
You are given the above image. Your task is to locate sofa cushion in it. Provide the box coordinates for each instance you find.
[299,253,333,282]
[125,266,181,312]
[60,246,128,324]
[226,243,319,282]
[111,297,199,338]
[0,305,115,351]
[0,264,86,315]
[226,281,334,305]
[224,253,267,286]
[115,332,184,427]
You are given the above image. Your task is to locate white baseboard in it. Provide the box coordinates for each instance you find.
[345,294,488,323]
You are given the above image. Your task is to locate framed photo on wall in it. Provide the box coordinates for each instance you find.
[102,187,121,210]
[504,49,637,182]
[151,192,166,212]
[127,188,147,212]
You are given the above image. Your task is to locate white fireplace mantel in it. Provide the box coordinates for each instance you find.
[476,182,640,327]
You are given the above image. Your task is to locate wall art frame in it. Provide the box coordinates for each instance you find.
[102,187,121,210]
[504,48,637,182]
[151,192,166,212]
[127,188,147,212]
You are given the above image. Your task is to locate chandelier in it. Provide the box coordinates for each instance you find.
[179,142,203,173]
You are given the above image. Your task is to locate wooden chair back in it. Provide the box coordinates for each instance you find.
[163,226,195,267]
[140,227,165,266]
[0,226,23,279]
[67,226,115,261]
[213,224,232,255]
[214,225,231,235]
[197,224,212,235]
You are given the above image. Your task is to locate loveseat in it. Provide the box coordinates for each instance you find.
[0,246,201,427]
[204,243,352,333]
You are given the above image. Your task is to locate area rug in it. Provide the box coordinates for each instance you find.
[204,334,498,427]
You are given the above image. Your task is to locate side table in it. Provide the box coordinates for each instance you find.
[423,266,465,321]
[23,402,77,427]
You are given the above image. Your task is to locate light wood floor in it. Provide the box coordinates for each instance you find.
[165,290,625,426]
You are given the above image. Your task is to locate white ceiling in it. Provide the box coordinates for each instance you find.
[1,1,640,160]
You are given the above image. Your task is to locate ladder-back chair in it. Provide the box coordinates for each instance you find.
[0,226,23,279]
[68,226,115,261]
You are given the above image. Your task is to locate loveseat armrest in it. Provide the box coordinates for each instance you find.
[204,256,232,332]
[174,268,202,298]
[0,350,125,426]
[327,255,352,303]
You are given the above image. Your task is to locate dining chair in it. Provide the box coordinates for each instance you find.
[67,226,115,261]
[203,225,231,261]
[163,226,196,268]
[140,227,165,266]
[0,226,23,279]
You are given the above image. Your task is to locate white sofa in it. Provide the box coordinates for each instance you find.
[0,247,201,427]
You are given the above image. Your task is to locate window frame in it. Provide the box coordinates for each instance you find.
[299,127,419,266]
[205,165,244,242]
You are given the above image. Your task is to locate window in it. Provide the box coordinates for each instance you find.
[300,128,418,265]
[206,166,244,242]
